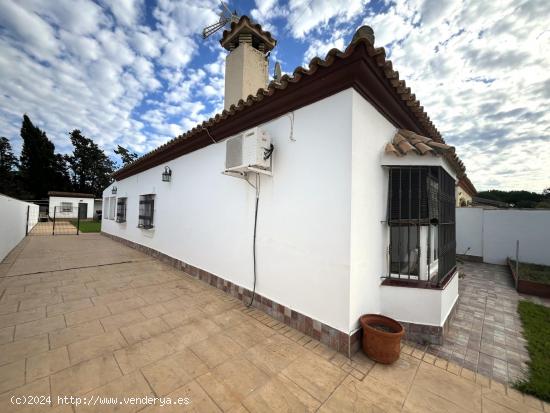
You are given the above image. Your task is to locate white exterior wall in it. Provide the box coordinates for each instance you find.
[348,90,459,330]
[380,273,458,326]
[49,196,94,219]
[456,207,483,257]
[456,186,473,207]
[103,90,353,332]
[0,194,39,260]
[381,151,458,181]
[457,208,550,265]
[348,90,395,331]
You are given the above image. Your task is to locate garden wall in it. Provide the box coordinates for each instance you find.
[0,194,39,261]
[457,208,550,266]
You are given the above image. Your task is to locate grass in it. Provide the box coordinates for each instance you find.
[510,259,550,285]
[70,220,101,233]
[514,300,550,402]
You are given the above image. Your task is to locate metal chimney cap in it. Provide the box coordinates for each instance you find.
[352,25,375,45]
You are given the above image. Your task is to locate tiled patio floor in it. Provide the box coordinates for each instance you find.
[406,261,547,385]
[0,234,546,412]
[29,221,81,236]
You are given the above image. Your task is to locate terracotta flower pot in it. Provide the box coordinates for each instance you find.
[359,314,404,364]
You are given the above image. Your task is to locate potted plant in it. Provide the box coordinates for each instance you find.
[359,314,404,364]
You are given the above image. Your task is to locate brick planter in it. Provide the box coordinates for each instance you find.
[507,258,550,298]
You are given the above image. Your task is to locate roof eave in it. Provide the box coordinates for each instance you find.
[113,38,466,181]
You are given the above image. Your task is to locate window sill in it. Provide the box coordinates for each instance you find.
[138,225,154,230]
[381,269,457,290]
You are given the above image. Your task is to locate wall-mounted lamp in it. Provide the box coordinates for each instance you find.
[112,186,117,194]
[162,166,172,182]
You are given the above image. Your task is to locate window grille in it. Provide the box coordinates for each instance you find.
[61,202,72,212]
[386,166,456,286]
[116,198,127,223]
[139,194,155,229]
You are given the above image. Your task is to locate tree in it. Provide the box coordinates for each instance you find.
[114,145,138,166]
[19,114,71,198]
[66,129,114,196]
[477,189,550,208]
[0,137,20,196]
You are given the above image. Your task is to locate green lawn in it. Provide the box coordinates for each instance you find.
[70,220,101,233]
[510,260,550,285]
[514,300,550,402]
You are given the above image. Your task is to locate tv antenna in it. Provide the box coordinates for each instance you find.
[274,62,282,82]
[202,1,240,39]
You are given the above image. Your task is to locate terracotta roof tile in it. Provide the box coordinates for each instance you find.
[385,129,455,157]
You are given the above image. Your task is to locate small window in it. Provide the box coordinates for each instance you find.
[116,198,127,223]
[61,202,72,212]
[139,194,155,229]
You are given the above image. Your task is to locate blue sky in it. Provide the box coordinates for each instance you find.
[0,0,549,192]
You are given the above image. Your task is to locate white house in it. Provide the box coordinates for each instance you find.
[102,19,475,355]
[456,178,476,207]
[48,191,95,219]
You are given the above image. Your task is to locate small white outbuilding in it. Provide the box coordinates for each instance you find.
[48,191,95,219]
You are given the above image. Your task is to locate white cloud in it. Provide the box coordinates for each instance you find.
[303,32,345,64]
[130,28,163,58]
[0,0,228,157]
[377,0,550,191]
[157,36,196,68]
[22,0,108,35]
[101,0,144,27]
[286,0,369,38]
[251,0,288,34]
[0,0,60,61]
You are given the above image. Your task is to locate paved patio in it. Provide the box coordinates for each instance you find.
[29,221,78,236]
[0,234,546,412]
[406,261,543,384]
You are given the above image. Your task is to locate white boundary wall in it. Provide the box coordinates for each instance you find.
[457,208,550,265]
[0,194,39,260]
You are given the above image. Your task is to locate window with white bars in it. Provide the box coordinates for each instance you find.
[61,202,72,212]
[116,198,127,223]
[386,166,456,286]
[138,194,155,229]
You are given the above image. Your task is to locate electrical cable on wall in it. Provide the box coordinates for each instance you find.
[247,172,260,307]
[247,144,273,308]
[202,126,217,143]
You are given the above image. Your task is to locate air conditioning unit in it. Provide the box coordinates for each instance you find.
[225,127,272,173]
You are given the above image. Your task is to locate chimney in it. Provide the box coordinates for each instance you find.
[352,25,375,45]
[220,17,277,110]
